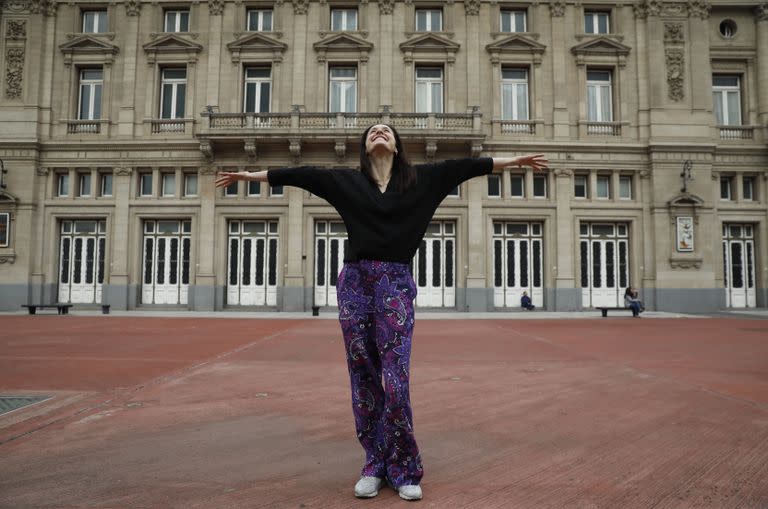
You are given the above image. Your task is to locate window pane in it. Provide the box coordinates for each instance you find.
[80,173,91,196]
[726,91,740,125]
[516,83,528,119]
[175,84,186,118]
[185,174,198,195]
[330,81,341,112]
[97,11,107,32]
[141,174,152,195]
[263,11,272,30]
[713,75,739,87]
[163,69,186,80]
[180,11,189,31]
[345,82,356,112]
[743,178,753,200]
[331,10,343,30]
[165,12,175,32]
[93,84,102,119]
[163,174,175,196]
[598,14,608,33]
[601,85,612,121]
[502,84,514,120]
[432,83,442,113]
[721,178,731,199]
[248,181,260,195]
[515,11,526,32]
[619,177,631,198]
[101,174,113,196]
[161,84,173,118]
[487,175,500,197]
[501,11,512,32]
[713,91,724,124]
[574,176,587,197]
[415,82,428,112]
[260,82,270,112]
[431,11,441,30]
[585,14,594,33]
[416,10,427,31]
[79,85,91,119]
[511,175,524,196]
[533,176,546,197]
[587,85,598,121]
[597,177,610,198]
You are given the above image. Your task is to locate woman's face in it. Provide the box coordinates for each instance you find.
[365,124,397,156]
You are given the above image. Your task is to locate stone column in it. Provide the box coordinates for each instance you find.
[283,186,305,311]
[553,169,577,310]
[378,0,394,107]
[290,0,308,107]
[639,169,655,309]
[465,0,481,107]
[118,1,140,136]
[465,173,488,311]
[548,1,569,139]
[206,1,223,107]
[195,166,216,310]
[688,2,712,112]
[104,167,133,309]
[756,5,768,130]
[633,3,651,139]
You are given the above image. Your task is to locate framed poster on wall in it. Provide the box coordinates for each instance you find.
[676,216,694,252]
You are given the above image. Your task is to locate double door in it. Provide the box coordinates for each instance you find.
[492,222,544,308]
[314,220,348,306]
[141,220,191,305]
[227,220,279,306]
[58,220,106,303]
[412,221,455,307]
[580,223,629,308]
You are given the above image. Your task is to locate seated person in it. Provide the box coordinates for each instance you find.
[624,286,644,317]
[521,291,535,310]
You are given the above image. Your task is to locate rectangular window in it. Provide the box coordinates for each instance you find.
[140,173,153,196]
[743,176,754,201]
[184,173,198,196]
[533,175,547,198]
[331,8,357,30]
[574,175,588,198]
[587,70,613,122]
[415,9,442,31]
[501,68,529,121]
[57,173,69,197]
[596,175,611,199]
[248,180,261,196]
[270,184,284,197]
[225,182,238,196]
[487,174,501,197]
[162,173,175,197]
[160,68,186,119]
[78,69,103,120]
[82,10,107,33]
[720,177,732,200]
[164,10,190,32]
[712,75,742,126]
[415,66,443,113]
[244,67,271,113]
[619,175,632,199]
[510,174,524,197]
[329,67,357,113]
[584,11,610,34]
[0,213,8,247]
[78,172,91,197]
[100,173,113,196]
[247,9,273,31]
[500,9,526,32]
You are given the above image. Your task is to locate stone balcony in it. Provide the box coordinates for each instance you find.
[196,108,485,161]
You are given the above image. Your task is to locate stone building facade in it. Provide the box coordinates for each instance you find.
[0,0,766,312]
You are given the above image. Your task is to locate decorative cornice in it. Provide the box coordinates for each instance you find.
[209,0,223,15]
[2,0,30,14]
[554,168,573,178]
[292,0,309,14]
[464,0,480,15]
[669,256,702,269]
[115,167,133,176]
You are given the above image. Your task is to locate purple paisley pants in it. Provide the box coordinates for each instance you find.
[336,259,423,488]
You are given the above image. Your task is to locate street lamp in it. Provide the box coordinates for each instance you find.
[680,159,693,193]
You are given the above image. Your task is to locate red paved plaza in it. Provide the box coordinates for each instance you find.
[1,315,767,508]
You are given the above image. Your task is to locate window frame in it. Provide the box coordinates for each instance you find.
[415,66,444,114]
[500,9,527,33]
[532,174,547,198]
[82,9,108,33]
[243,66,272,113]
[161,172,176,197]
[0,212,9,248]
[328,66,358,113]
[487,174,502,198]
[78,68,103,121]
[57,173,70,197]
[139,172,153,197]
[501,67,529,121]
[269,184,284,197]
[584,10,610,34]
[159,67,187,119]
[574,174,588,199]
[100,172,113,197]
[712,74,742,126]
[164,9,190,33]
[510,173,525,198]
[77,172,91,197]
[246,8,273,31]
[595,175,611,199]
[720,176,733,200]
[247,180,262,197]
[330,8,358,31]
[415,8,443,32]
[586,68,613,122]
[184,172,198,197]
[742,176,754,201]
[619,175,632,200]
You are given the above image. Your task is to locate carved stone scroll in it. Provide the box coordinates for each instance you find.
[665,49,685,101]
[378,0,394,15]
[5,48,24,99]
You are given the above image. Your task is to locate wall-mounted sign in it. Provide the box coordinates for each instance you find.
[676,216,694,252]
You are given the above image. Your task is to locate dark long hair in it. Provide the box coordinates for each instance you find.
[359,124,417,193]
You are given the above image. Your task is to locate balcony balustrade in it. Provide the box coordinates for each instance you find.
[718,125,755,140]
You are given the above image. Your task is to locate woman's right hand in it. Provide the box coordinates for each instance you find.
[214,171,254,188]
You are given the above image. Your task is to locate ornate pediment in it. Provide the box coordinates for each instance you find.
[571,36,631,67]
[59,35,119,65]
[313,33,374,62]
[227,32,288,63]
[143,34,203,64]
[669,192,704,208]
[400,33,460,63]
[0,189,20,204]
[486,34,546,65]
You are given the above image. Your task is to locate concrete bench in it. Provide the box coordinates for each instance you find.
[21,304,73,315]
[596,307,635,317]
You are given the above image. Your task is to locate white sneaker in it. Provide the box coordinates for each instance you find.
[398,484,423,501]
[354,476,383,498]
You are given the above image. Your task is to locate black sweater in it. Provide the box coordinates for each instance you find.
[267,157,493,263]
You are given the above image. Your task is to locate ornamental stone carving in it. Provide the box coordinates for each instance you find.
[554,168,574,178]
[1,0,29,13]
[5,48,24,99]
[687,0,710,19]
[646,0,662,17]
[464,0,480,15]
[756,4,768,21]
[7,20,26,39]
[115,167,133,176]
[125,0,141,15]
[289,138,302,161]
[209,0,224,15]
[292,0,309,15]
[664,23,684,44]
[378,0,394,15]
[665,49,685,101]
[30,0,57,16]
[633,3,648,19]
[35,167,50,176]
[549,0,566,17]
